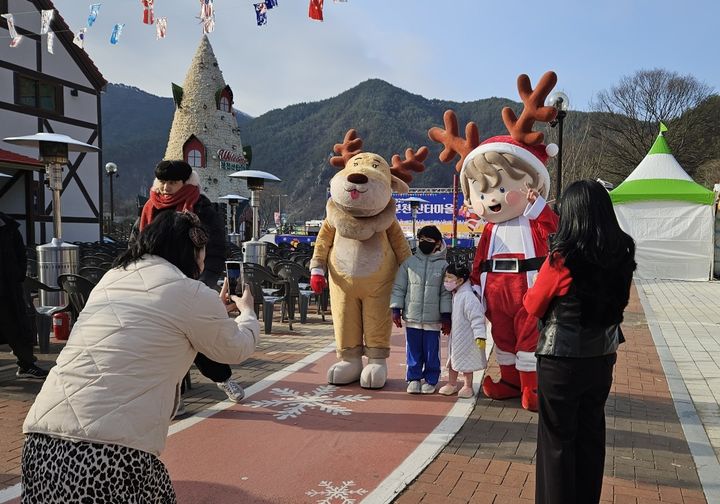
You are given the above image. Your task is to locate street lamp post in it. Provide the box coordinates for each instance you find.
[547,91,570,203]
[105,162,118,235]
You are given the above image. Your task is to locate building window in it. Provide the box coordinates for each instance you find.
[187,149,203,168]
[14,74,64,114]
[219,95,230,112]
[183,135,205,168]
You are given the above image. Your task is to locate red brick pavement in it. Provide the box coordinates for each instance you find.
[394,285,708,504]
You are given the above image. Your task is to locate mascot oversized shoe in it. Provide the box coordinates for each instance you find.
[327,357,363,385]
[519,371,539,412]
[360,358,388,389]
[482,364,522,400]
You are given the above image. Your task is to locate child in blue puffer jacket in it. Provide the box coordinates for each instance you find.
[390,225,452,394]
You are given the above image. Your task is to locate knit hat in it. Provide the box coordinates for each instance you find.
[155,160,192,182]
[461,135,558,198]
[417,225,443,242]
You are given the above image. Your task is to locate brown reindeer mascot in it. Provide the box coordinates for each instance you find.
[310,130,427,389]
[429,71,560,412]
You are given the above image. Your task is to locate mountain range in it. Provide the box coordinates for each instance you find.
[100,79,718,221]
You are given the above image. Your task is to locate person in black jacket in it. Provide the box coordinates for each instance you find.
[0,212,48,379]
[135,160,244,406]
[524,180,636,504]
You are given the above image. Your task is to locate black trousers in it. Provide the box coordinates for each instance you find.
[185,271,232,389]
[0,294,36,368]
[536,353,616,504]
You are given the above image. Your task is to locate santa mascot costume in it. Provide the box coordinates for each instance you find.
[429,71,560,412]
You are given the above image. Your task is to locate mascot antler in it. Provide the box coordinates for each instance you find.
[501,71,558,145]
[391,147,429,184]
[428,110,481,172]
[330,129,363,168]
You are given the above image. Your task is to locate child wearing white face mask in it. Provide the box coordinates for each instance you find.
[439,263,488,398]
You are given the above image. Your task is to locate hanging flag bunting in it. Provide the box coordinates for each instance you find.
[199,0,215,34]
[141,0,155,25]
[1,14,23,47]
[308,0,324,21]
[40,9,54,35]
[87,4,101,27]
[156,16,167,39]
[110,23,124,44]
[73,27,87,48]
[254,3,268,25]
[200,0,214,20]
[2,13,18,38]
[47,31,55,54]
[265,0,278,8]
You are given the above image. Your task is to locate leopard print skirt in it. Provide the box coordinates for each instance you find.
[21,433,176,503]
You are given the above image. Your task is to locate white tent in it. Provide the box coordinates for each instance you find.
[610,126,716,281]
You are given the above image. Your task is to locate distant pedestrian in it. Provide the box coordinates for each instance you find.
[391,225,452,395]
[22,210,259,503]
[0,212,48,379]
[524,180,636,504]
[134,160,245,408]
[438,264,487,398]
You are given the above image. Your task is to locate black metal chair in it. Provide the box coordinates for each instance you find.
[80,255,105,268]
[242,263,285,334]
[22,277,70,353]
[272,260,313,328]
[57,274,96,316]
[78,266,106,284]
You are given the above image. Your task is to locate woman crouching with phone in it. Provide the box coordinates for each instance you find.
[524,180,636,504]
[21,210,259,503]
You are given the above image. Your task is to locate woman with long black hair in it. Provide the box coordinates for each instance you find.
[524,180,636,504]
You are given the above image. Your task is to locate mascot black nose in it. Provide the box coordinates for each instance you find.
[347,173,368,184]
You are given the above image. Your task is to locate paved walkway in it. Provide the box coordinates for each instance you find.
[395,283,716,504]
[0,280,719,504]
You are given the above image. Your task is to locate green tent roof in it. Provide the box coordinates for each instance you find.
[610,178,714,205]
[611,124,714,205]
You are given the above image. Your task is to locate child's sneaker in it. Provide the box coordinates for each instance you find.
[406,380,421,394]
[438,384,458,396]
[421,382,436,394]
[458,386,474,398]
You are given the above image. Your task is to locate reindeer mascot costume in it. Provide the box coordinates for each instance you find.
[310,130,427,389]
[429,71,560,412]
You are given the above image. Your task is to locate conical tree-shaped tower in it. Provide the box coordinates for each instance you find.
[165,35,249,204]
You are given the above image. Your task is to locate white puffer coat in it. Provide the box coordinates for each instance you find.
[23,255,259,456]
[447,281,487,373]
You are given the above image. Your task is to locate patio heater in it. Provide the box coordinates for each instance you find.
[4,133,100,306]
[218,194,249,246]
[399,196,429,250]
[229,170,281,266]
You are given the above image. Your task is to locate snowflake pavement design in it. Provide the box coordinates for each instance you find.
[245,385,371,420]
[306,480,368,504]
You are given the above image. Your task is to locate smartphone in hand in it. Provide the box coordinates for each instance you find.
[225,261,244,296]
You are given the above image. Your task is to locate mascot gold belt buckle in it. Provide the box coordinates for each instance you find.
[492,258,520,273]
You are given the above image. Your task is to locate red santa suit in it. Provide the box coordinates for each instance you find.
[471,198,558,368]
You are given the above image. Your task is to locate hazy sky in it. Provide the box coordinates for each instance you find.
[47,0,719,117]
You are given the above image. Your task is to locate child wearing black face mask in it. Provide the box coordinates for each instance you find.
[390,226,452,394]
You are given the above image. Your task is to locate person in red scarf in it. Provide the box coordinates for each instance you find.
[135,160,244,408]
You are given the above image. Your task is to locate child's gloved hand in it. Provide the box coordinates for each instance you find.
[392,308,402,328]
[475,338,486,351]
[440,313,451,335]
